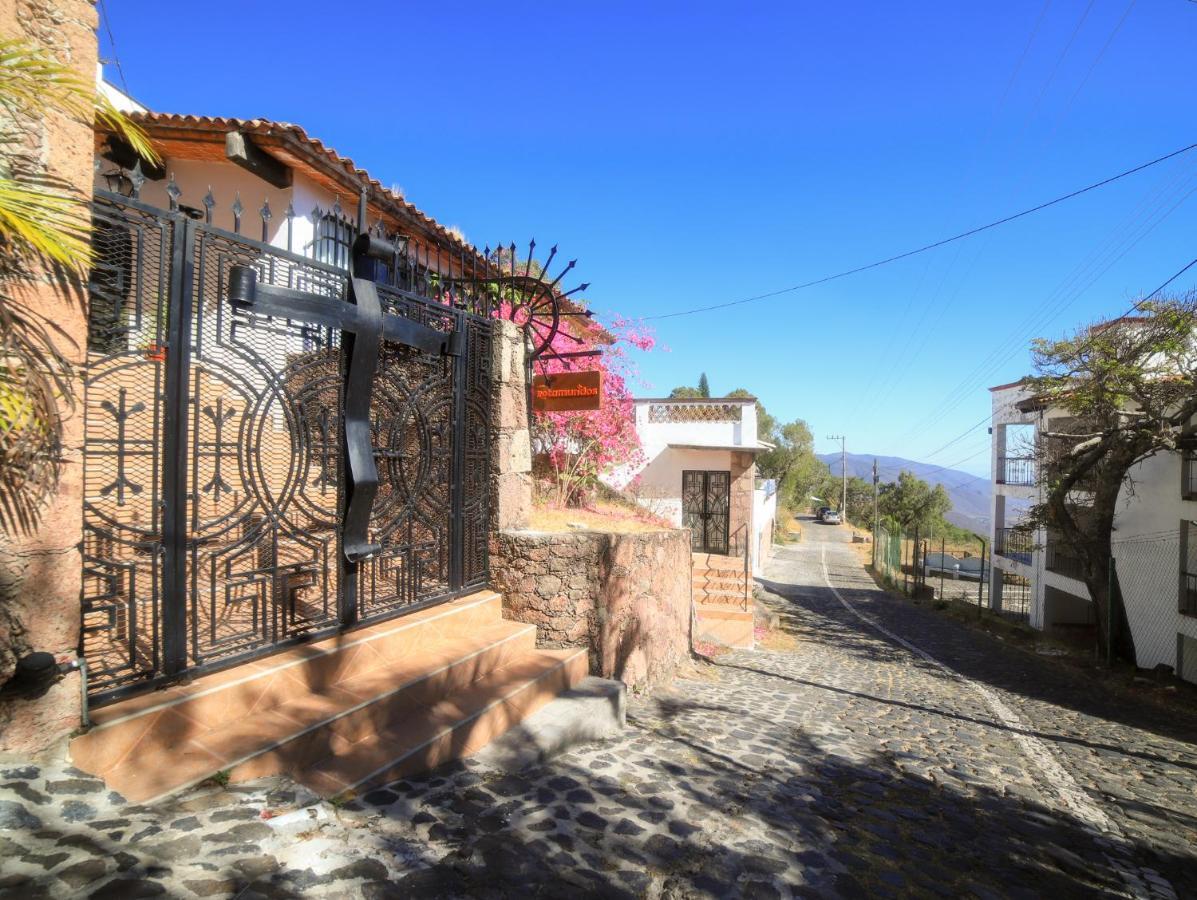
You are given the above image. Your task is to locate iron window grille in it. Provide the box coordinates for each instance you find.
[1183,449,1197,502]
[1184,521,1197,617]
[1045,542,1085,580]
[310,209,355,270]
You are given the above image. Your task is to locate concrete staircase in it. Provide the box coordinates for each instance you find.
[70,590,587,803]
[692,553,755,649]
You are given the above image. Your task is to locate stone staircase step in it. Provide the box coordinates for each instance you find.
[299,647,589,798]
[68,590,550,804]
[695,605,755,650]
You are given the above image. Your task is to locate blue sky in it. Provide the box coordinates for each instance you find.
[100,0,1197,477]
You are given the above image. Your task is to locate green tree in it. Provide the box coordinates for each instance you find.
[1025,296,1197,662]
[698,372,710,398]
[842,475,874,527]
[878,471,951,534]
[668,385,702,398]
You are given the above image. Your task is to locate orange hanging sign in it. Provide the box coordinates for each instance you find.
[532,371,603,413]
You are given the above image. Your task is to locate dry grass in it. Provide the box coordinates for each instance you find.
[758,627,798,652]
[527,500,674,534]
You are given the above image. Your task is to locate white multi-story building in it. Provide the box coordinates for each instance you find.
[989,381,1197,683]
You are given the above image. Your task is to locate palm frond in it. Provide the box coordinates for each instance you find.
[0,37,160,165]
[94,91,158,163]
[0,177,90,267]
[0,37,93,122]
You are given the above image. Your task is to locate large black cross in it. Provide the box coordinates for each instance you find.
[227,234,456,564]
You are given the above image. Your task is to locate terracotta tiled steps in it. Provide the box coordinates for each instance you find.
[692,557,750,612]
[695,606,755,650]
[299,648,587,798]
[70,590,587,803]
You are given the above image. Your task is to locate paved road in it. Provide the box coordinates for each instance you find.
[3,529,1196,898]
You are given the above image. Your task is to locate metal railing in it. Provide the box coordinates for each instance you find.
[997,456,1036,487]
[1183,573,1197,617]
[994,527,1033,565]
[1045,543,1085,580]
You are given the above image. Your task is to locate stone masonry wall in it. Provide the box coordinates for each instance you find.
[490,320,532,532]
[0,0,98,755]
[490,528,692,691]
[728,452,755,558]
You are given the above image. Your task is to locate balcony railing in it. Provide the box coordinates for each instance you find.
[1183,573,1197,617]
[997,456,1035,487]
[1045,544,1085,581]
[994,528,1033,565]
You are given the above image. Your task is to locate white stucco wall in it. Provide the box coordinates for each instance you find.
[623,447,739,527]
[753,483,777,576]
[114,159,335,256]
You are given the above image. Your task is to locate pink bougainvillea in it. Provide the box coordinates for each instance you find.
[506,299,654,507]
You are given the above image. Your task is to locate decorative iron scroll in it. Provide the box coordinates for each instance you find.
[486,240,592,362]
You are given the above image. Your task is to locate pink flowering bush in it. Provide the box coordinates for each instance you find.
[508,302,655,507]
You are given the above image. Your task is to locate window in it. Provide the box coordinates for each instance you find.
[1182,415,1197,501]
[1183,521,1197,617]
[310,210,353,270]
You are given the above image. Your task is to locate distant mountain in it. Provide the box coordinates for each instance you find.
[816,452,994,536]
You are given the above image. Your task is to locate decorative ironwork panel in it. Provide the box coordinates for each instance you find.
[184,222,346,669]
[682,470,730,555]
[81,188,494,706]
[704,471,731,554]
[461,313,493,587]
[648,402,742,424]
[681,471,706,552]
[81,197,172,697]
[360,284,456,617]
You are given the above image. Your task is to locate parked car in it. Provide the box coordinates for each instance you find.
[823,510,842,525]
[816,506,832,521]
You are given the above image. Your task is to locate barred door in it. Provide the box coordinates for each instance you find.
[682,470,731,554]
[81,192,491,705]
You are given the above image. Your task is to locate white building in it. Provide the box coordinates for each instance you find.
[989,381,1197,683]
[603,396,776,648]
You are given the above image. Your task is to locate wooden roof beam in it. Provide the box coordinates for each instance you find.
[225,131,292,189]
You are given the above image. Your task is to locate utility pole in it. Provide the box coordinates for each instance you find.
[872,458,879,566]
[827,434,846,520]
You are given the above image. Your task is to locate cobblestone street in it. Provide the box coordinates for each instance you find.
[3,530,1197,898]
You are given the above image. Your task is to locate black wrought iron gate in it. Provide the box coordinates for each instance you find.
[82,191,492,705]
[682,470,731,555]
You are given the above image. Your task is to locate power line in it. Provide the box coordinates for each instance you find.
[919,413,995,461]
[851,3,1144,431]
[889,159,1197,443]
[844,0,1054,421]
[645,142,1197,321]
[97,0,130,95]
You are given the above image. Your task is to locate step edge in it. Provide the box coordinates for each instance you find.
[334,648,587,797]
[115,625,539,806]
[88,590,504,732]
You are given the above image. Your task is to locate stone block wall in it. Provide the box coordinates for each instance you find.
[491,320,532,532]
[0,0,98,755]
[728,452,755,559]
[490,529,692,691]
